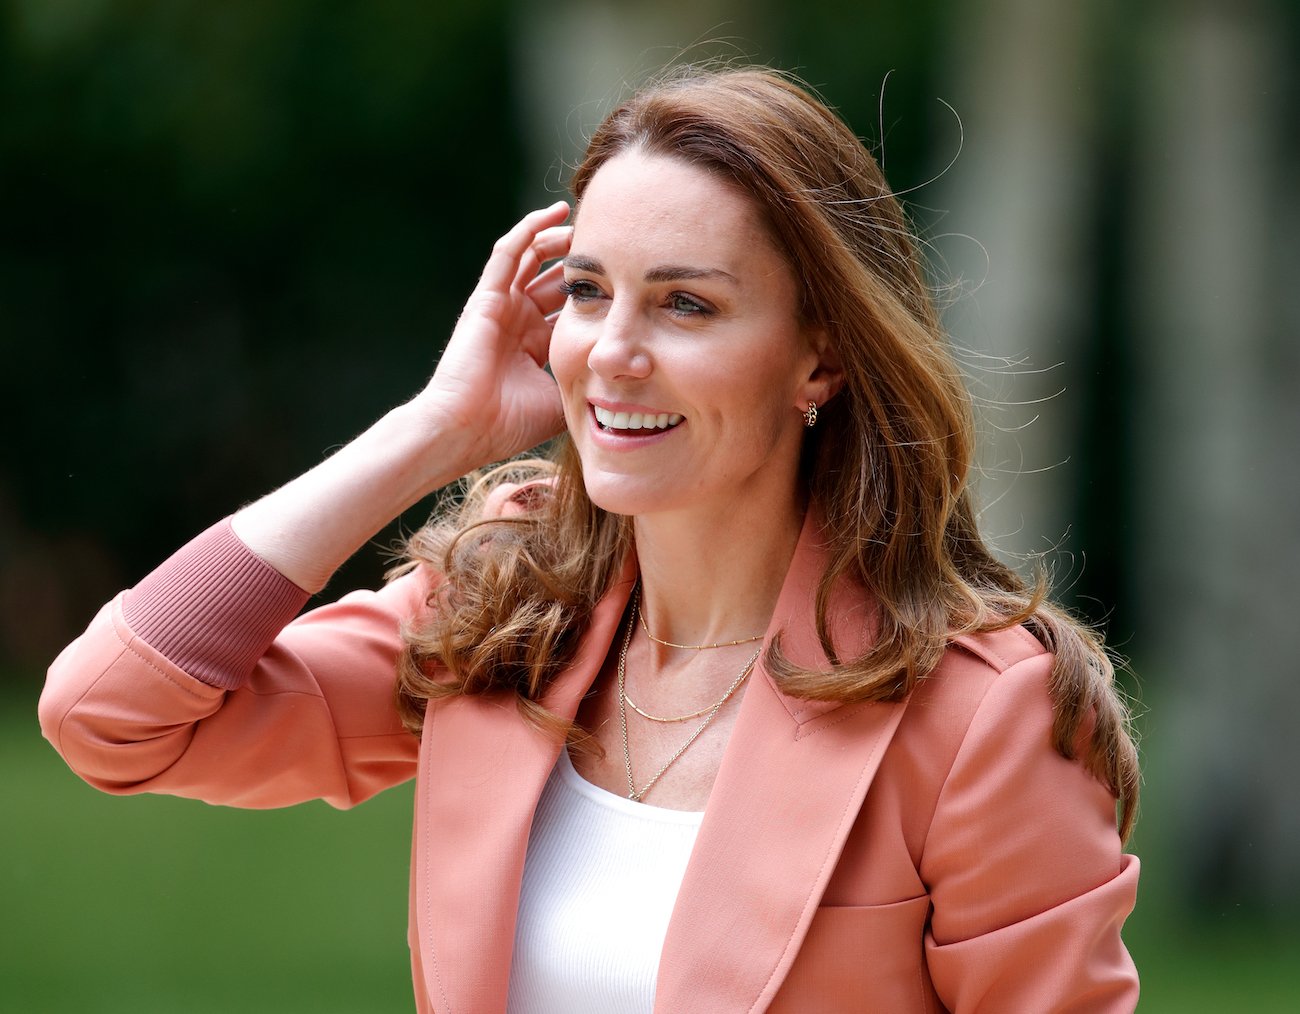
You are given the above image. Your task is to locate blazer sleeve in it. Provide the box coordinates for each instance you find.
[920,651,1140,1013]
[38,537,431,811]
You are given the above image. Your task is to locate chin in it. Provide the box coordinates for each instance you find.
[581,483,650,519]
[579,471,677,519]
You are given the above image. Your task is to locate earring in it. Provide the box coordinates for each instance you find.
[803,401,818,428]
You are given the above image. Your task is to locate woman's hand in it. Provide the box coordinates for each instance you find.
[416,201,573,467]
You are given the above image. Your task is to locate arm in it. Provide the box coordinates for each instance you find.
[921,652,1140,1013]
[40,533,431,809]
[39,204,574,807]
[231,201,573,591]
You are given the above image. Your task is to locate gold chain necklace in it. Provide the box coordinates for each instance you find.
[617,590,761,802]
[624,645,756,723]
[637,598,765,651]
[623,690,741,724]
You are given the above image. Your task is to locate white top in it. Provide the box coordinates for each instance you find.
[505,749,704,1014]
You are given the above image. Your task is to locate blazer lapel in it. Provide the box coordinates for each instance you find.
[412,558,637,1013]
[409,510,905,1012]
[655,511,910,1012]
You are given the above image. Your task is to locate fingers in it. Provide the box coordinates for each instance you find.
[477,201,570,294]
[521,327,552,369]
[525,260,568,317]
[516,265,568,368]
[513,225,573,293]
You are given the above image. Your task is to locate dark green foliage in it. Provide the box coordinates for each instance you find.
[0,2,522,665]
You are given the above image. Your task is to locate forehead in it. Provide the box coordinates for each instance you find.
[571,151,784,274]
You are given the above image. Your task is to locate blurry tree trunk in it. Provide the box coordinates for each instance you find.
[934,0,1095,565]
[1130,2,1300,909]
[509,1,772,200]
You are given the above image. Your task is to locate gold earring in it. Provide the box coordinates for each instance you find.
[803,401,818,428]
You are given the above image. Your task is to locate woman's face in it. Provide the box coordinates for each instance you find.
[549,150,826,522]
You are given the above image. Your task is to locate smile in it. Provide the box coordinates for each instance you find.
[593,405,684,433]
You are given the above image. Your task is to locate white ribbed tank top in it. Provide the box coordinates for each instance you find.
[505,749,704,1013]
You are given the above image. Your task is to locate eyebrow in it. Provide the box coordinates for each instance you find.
[564,254,739,286]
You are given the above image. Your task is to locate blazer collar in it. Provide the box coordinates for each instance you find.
[412,509,908,1013]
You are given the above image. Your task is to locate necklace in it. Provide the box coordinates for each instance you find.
[618,590,762,802]
[637,599,765,651]
[624,640,757,723]
[623,688,747,724]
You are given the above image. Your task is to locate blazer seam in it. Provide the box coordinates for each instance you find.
[111,605,230,700]
[335,731,412,743]
[53,638,131,757]
[54,623,215,767]
[915,661,1002,872]
[122,631,221,699]
[300,666,366,802]
[421,705,455,1014]
[791,701,870,741]
[950,626,1048,674]
[916,653,1046,873]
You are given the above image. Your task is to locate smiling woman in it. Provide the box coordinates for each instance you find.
[40,65,1139,1013]
[550,150,828,525]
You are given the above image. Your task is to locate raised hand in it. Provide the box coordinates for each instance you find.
[229,202,574,590]
[417,201,573,467]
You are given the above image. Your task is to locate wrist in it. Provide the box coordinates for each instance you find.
[229,402,481,592]
[383,398,486,498]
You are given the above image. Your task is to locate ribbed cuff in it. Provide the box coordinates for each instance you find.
[121,519,312,690]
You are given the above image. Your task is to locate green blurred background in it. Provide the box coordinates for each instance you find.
[4,0,1298,1010]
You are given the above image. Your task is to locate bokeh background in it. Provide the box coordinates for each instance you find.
[3,0,1298,1010]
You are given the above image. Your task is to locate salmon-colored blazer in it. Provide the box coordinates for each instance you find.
[40,509,1139,1012]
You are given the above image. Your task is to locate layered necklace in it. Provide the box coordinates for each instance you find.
[636,601,765,652]
[617,586,764,803]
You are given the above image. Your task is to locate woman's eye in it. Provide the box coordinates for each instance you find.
[558,278,601,301]
[668,293,710,316]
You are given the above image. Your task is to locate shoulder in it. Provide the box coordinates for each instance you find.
[879,622,1064,862]
[900,622,1052,747]
[914,629,1137,1005]
[949,622,1048,677]
[896,623,1122,885]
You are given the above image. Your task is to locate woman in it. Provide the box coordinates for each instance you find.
[41,66,1139,1012]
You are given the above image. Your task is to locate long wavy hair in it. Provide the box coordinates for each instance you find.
[395,66,1139,840]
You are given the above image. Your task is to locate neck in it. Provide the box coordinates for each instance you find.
[632,491,807,654]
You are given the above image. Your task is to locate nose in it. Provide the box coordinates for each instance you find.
[586,300,651,381]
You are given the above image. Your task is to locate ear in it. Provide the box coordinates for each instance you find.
[795,326,844,411]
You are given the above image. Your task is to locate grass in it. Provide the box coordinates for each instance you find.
[1117,699,1300,1012]
[3,687,415,1013]
[5,682,1298,1012]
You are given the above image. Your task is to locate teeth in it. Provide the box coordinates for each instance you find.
[593,406,683,432]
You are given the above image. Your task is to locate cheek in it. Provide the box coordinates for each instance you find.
[547,315,587,392]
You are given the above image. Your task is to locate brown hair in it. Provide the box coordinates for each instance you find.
[395,66,1138,840]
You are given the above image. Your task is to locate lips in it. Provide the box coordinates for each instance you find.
[592,405,684,432]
